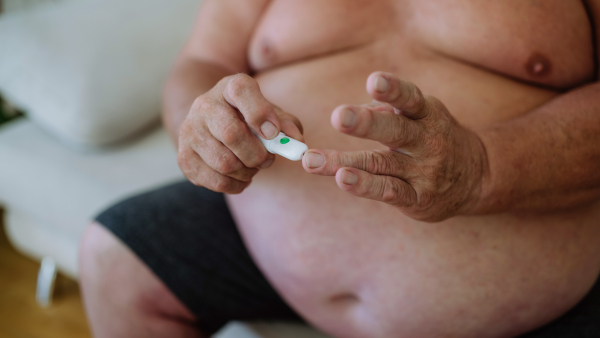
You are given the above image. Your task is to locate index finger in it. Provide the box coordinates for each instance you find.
[331,104,424,150]
[366,72,431,120]
[221,74,281,139]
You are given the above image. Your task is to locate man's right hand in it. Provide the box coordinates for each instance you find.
[177,74,304,194]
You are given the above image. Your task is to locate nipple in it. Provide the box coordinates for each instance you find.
[259,38,276,62]
[526,53,552,77]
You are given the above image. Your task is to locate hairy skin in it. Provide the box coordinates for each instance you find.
[155,0,600,337]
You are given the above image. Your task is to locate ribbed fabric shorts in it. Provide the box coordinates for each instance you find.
[96,180,600,336]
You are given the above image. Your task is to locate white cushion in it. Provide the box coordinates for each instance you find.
[0,0,199,147]
[0,119,184,276]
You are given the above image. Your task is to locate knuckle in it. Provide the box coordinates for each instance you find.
[177,151,202,186]
[249,151,269,168]
[355,180,372,197]
[426,136,446,156]
[363,151,379,171]
[365,150,394,174]
[405,85,425,111]
[177,148,193,171]
[220,121,245,145]
[190,96,205,111]
[391,122,411,145]
[178,121,192,140]
[212,176,233,193]
[227,184,247,195]
[381,180,400,204]
[226,74,254,99]
[214,154,241,175]
[185,171,202,187]
[179,119,194,137]
[190,96,215,118]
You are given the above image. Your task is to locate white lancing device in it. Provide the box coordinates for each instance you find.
[253,131,308,161]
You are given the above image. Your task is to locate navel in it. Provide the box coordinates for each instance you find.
[329,293,360,306]
[525,52,552,77]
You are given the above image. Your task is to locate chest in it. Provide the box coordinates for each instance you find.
[248,0,596,88]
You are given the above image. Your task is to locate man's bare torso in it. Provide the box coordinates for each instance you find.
[224,1,600,337]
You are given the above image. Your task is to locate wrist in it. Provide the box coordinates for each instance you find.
[461,129,493,216]
[466,127,516,216]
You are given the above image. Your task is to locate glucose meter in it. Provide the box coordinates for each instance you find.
[254,131,308,161]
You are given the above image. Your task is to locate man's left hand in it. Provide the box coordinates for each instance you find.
[303,72,489,222]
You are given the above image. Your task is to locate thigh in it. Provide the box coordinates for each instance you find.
[80,223,201,338]
[95,181,302,333]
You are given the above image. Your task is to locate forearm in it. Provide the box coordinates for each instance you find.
[476,82,600,214]
[162,57,234,147]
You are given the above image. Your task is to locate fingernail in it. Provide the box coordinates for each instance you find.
[374,76,389,93]
[259,158,274,169]
[305,152,325,168]
[260,121,278,139]
[341,108,357,128]
[341,169,357,185]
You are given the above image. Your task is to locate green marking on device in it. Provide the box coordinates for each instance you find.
[280,137,290,144]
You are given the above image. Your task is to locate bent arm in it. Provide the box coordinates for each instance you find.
[162,0,270,146]
[477,82,600,213]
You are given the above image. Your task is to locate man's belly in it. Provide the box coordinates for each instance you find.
[226,45,600,337]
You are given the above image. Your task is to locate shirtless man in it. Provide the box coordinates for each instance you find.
[79,1,600,337]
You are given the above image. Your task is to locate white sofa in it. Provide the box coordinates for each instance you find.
[0,1,329,337]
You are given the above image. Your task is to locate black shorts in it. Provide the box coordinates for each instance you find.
[96,181,600,337]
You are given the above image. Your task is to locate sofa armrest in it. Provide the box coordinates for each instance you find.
[0,0,200,147]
